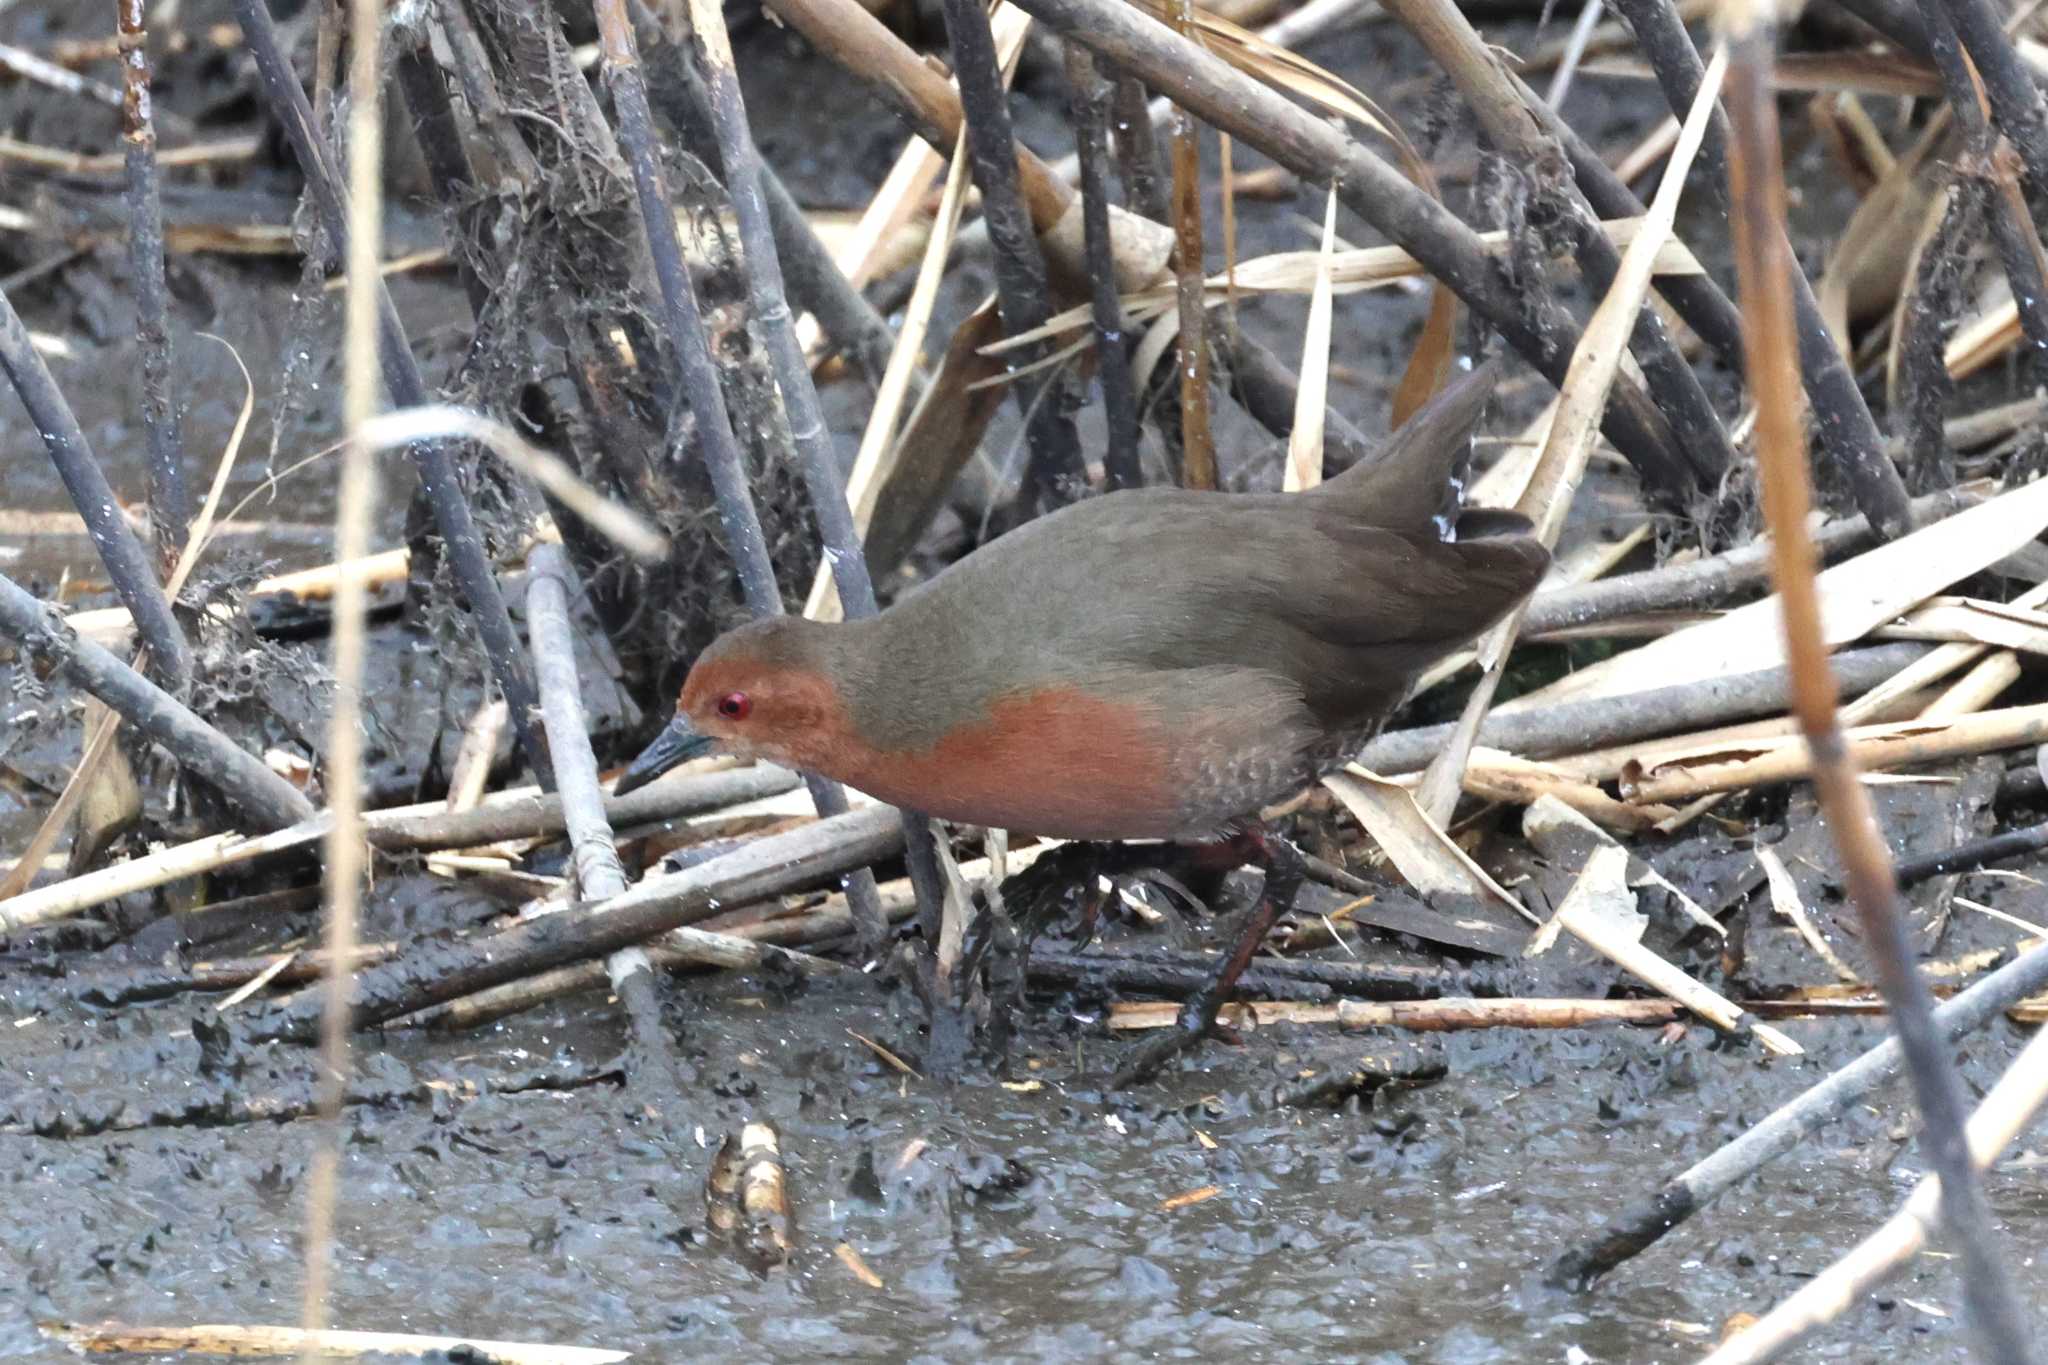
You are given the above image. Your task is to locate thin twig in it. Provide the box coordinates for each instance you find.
[938,0,1087,511]
[116,0,188,574]
[1721,18,2031,1358]
[1165,0,1217,489]
[1547,935,2048,1287]
[1065,42,1142,489]
[0,285,192,694]
[301,0,386,1346]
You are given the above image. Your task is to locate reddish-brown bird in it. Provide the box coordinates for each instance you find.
[618,362,1547,1077]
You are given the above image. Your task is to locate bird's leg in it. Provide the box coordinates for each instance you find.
[1111,824,1308,1088]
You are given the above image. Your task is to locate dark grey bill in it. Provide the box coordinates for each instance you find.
[613,713,717,795]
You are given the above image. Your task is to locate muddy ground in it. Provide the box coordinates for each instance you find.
[3,0,2047,1360]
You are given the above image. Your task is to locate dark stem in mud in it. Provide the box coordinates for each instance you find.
[592,0,913,964]
[1896,182,1977,487]
[528,543,682,1104]
[594,0,778,609]
[1164,0,1217,491]
[390,23,492,318]
[938,0,1088,512]
[628,13,897,382]
[231,0,549,775]
[1603,0,1915,537]
[116,0,189,574]
[1895,816,2048,884]
[1935,0,2048,196]
[0,287,192,695]
[0,571,310,833]
[1514,77,1748,371]
[1548,937,2048,1289]
[1720,28,2033,1360]
[678,0,941,962]
[1378,0,1731,489]
[1111,75,1171,222]
[1913,0,2048,360]
[1065,42,1143,489]
[999,0,1698,501]
[243,807,906,1043]
[433,0,542,187]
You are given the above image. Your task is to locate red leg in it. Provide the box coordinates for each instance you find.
[1112,825,1308,1087]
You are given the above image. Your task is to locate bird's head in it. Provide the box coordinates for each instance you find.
[613,616,852,795]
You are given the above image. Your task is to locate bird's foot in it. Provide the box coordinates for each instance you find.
[1110,823,1308,1089]
[1111,1000,1244,1087]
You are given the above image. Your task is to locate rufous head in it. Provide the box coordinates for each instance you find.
[613,617,851,794]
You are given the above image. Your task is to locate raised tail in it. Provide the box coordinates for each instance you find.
[1309,357,1502,534]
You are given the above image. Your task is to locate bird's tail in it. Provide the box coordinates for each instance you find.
[1309,357,1502,534]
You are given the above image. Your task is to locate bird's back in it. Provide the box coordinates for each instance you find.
[853,362,1546,741]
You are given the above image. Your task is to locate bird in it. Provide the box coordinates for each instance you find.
[616,360,1549,1081]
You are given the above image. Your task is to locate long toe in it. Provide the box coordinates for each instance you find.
[1111,1008,1233,1088]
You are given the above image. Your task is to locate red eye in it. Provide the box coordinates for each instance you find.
[716,691,751,721]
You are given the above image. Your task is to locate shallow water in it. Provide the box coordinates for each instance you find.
[3,961,2042,1362]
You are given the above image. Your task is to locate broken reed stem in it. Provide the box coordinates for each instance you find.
[1065,42,1143,489]
[116,0,188,574]
[1934,0,2048,197]
[1548,936,2048,1289]
[0,765,798,935]
[0,287,192,695]
[1358,643,1925,774]
[231,0,547,771]
[0,570,310,833]
[1002,0,1694,497]
[1709,1022,2048,1364]
[1722,25,2032,1361]
[1603,0,1913,537]
[1165,0,1217,490]
[528,543,680,1107]
[681,0,937,961]
[243,807,907,1043]
[937,0,1087,512]
[1913,0,2048,359]
[301,0,385,1347]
